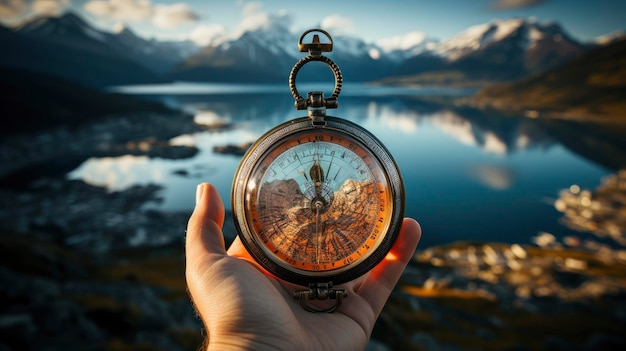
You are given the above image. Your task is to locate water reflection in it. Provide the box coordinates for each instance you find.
[467,164,517,190]
[68,85,625,247]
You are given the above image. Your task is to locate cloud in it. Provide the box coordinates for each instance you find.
[489,0,546,10]
[241,1,261,16]
[152,3,199,28]
[84,0,200,28]
[32,0,68,16]
[376,31,428,52]
[189,23,227,46]
[84,0,152,22]
[233,1,291,37]
[0,0,68,20]
[0,0,28,18]
[320,14,354,35]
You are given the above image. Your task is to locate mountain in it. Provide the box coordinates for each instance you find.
[377,32,440,63]
[0,12,607,88]
[0,67,171,136]
[0,12,161,88]
[0,11,200,88]
[170,25,297,83]
[107,26,199,74]
[170,27,394,83]
[383,18,588,86]
[17,11,199,74]
[470,38,626,122]
[326,34,396,81]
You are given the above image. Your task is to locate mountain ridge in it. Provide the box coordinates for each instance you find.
[380,18,589,86]
[470,38,626,122]
[1,11,620,88]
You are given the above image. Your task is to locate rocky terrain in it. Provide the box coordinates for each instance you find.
[1,66,625,349]
[2,171,626,350]
[0,107,231,351]
[1,107,625,351]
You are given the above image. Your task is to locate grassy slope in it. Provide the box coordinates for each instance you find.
[472,39,626,122]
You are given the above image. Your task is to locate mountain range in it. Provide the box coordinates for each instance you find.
[0,12,196,88]
[0,11,620,88]
[384,19,590,86]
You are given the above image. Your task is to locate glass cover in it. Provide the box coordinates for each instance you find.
[232,117,404,285]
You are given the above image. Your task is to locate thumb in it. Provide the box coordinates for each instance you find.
[185,183,227,270]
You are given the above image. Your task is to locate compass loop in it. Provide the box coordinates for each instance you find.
[289,54,343,110]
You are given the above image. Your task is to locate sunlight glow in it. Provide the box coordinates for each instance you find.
[385,251,400,262]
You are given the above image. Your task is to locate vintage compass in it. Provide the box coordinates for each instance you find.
[232,29,405,312]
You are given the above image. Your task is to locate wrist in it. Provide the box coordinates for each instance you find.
[206,336,285,351]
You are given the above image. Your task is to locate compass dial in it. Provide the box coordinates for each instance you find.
[233,117,404,286]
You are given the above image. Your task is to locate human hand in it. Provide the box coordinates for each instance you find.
[185,183,421,351]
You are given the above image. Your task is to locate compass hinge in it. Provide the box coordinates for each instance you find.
[307,91,328,127]
[293,282,347,313]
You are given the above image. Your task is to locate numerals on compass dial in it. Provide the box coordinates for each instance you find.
[233,117,404,285]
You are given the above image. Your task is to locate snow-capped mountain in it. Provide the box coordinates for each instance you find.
[18,11,110,46]
[17,12,199,75]
[108,26,199,74]
[170,24,298,82]
[376,31,440,62]
[1,12,603,87]
[171,27,395,82]
[436,18,584,63]
[1,12,163,88]
[390,18,588,83]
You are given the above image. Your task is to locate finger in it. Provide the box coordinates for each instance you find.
[185,183,227,270]
[356,218,421,315]
[226,235,251,258]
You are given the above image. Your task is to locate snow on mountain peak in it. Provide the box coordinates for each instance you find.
[595,30,626,45]
[435,18,527,60]
[189,23,227,46]
[377,31,431,52]
[112,22,126,34]
[433,18,577,61]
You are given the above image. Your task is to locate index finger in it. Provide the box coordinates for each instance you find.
[356,218,421,314]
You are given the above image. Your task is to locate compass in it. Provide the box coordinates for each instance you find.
[232,29,405,312]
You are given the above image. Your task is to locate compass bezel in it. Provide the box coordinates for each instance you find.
[231,116,405,286]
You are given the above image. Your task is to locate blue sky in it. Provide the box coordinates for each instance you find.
[1,0,624,46]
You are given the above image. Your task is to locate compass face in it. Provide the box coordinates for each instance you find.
[232,117,404,286]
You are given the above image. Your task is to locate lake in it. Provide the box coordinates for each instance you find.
[69,82,619,248]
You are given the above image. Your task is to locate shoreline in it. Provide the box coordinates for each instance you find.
[1,90,625,350]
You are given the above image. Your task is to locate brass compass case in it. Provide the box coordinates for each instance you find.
[231,29,405,312]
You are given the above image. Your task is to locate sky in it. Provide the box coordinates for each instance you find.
[1,0,625,49]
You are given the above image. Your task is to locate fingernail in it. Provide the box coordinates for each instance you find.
[196,183,205,206]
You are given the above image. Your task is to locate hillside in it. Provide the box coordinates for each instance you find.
[0,12,177,88]
[0,68,171,136]
[471,38,626,122]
